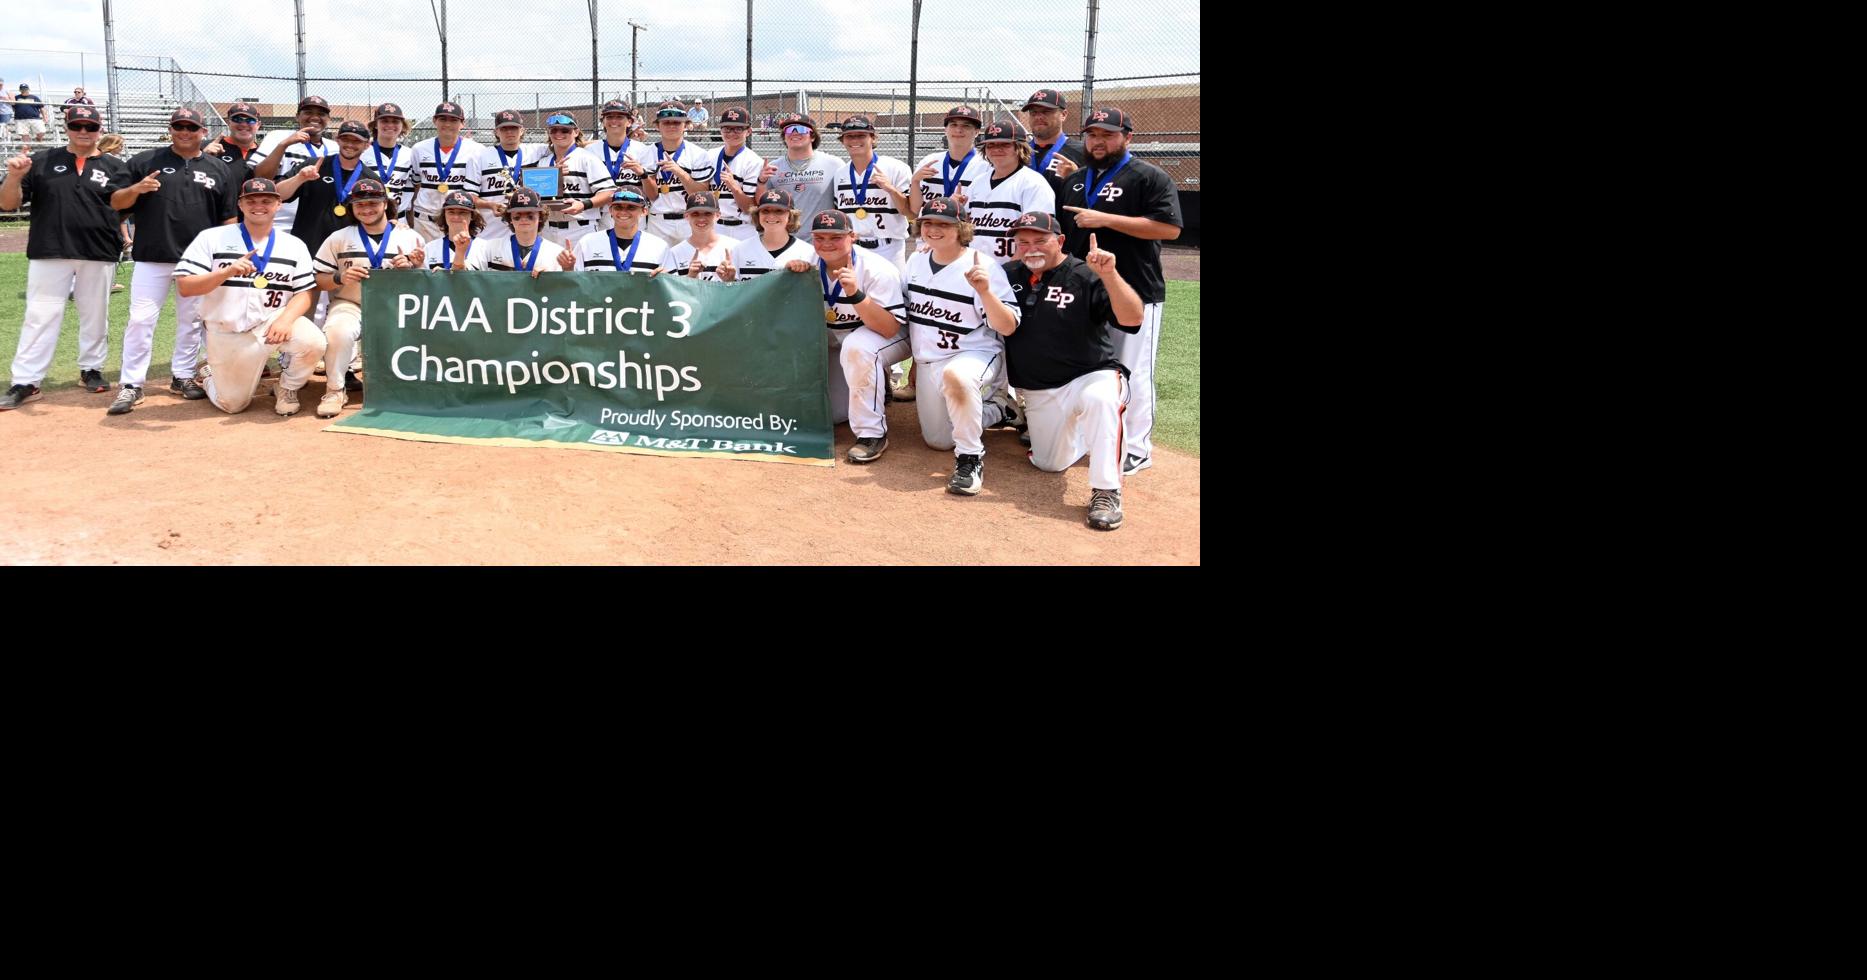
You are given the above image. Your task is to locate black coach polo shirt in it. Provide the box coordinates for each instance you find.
[1002,254,1139,392]
[1056,154,1182,306]
[122,146,241,263]
[8,148,129,261]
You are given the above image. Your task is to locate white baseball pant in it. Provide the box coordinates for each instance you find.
[838,326,910,439]
[916,351,1008,457]
[645,214,690,248]
[825,337,849,426]
[9,258,113,386]
[323,300,363,397]
[856,238,908,276]
[1109,302,1164,468]
[121,262,205,386]
[410,213,446,243]
[201,318,325,414]
[542,218,600,250]
[715,218,757,244]
[1023,369,1128,491]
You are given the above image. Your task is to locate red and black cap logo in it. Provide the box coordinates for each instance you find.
[433,102,465,119]
[600,100,634,118]
[655,100,688,119]
[684,191,720,213]
[919,195,962,222]
[169,107,205,126]
[505,186,545,212]
[812,210,854,232]
[494,109,524,128]
[240,177,281,198]
[943,105,983,126]
[228,102,261,122]
[441,190,476,210]
[839,115,876,135]
[373,103,405,120]
[779,112,817,130]
[64,104,102,125]
[298,95,331,112]
[1082,107,1133,133]
[350,178,389,201]
[336,120,371,140]
[756,188,794,209]
[977,120,1029,144]
[1013,211,1062,235]
[1023,89,1066,111]
[719,107,751,126]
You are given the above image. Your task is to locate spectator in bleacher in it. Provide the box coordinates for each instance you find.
[0,81,15,134]
[66,87,95,107]
[11,84,47,152]
[687,100,709,130]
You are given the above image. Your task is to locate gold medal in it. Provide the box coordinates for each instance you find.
[855,208,868,220]
[333,204,347,217]
[253,273,268,288]
[826,308,839,323]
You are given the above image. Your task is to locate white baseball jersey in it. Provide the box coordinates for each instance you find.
[471,142,547,239]
[526,144,614,212]
[727,234,817,280]
[904,249,1016,361]
[914,148,994,210]
[365,142,417,213]
[965,166,1056,264]
[822,253,908,344]
[646,140,716,220]
[831,154,915,247]
[254,129,336,228]
[590,138,650,233]
[572,227,670,273]
[706,145,764,230]
[411,136,487,220]
[659,236,735,282]
[174,223,317,330]
[425,235,475,271]
[464,233,567,272]
[312,223,427,304]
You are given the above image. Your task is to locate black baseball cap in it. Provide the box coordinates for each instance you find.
[1081,107,1134,133]
[505,186,545,212]
[442,190,476,210]
[373,102,406,120]
[336,121,371,140]
[718,107,751,127]
[810,210,854,233]
[240,177,281,198]
[943,105,983,127]
[170,107,205,127]
[778,112,820,148]
[65,105,102,126]
[350,178,389,201]
[1010,211,1063,235]
[684,191,720,214]
[976,120,1029,144]
[1023,89,1066,111]
[494,109,524,129]
[918,195,963,223]
[434,101,465,120]
[838,116,876,136]
[755,188,794,210]
[229,102,261,122]
[298,95,331,112]
[600,100,634,118]
[654,100,688,119]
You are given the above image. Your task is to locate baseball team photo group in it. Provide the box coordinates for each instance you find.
[0,1,1201,566]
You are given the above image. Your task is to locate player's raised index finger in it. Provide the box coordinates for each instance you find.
[1089,233,1098,251]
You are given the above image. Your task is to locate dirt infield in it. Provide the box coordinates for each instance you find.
[3,378,1200,565]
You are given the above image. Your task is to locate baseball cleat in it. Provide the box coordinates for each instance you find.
[170,376,207,400]
[0,383,43,410]
[106,384,144,415]
[274,386,301,416]
[344,370,364,393]
[1019,430,1031,448]
[1122,453,1152,476]
[847,436,887,463]
[80,368,109,392]
[316,389,347,418]
[987,392,1027,435]
[1087,488,1124,531]
[947,453,983,495]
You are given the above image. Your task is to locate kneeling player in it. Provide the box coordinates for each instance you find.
[1001,213,1144,530]
[903,196,1021,494]
[463,186,572,274]
[722,188,816,280]
[426,191,484,270]
[572,188,668,272]
[805,210,908,461]
[174,177,327,416]
[311,177,425,417]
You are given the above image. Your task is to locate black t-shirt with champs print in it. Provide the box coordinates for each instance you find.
[1056,154,1183,305]
[1001,254,1137,392]
[8,148,130,261]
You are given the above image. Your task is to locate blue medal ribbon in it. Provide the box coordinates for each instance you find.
[819,254,856,312]
[440,237,455,269]
[334,161,366,206]
[1032,136,1066,174]
[941,149,976,197]
[496,145,525,188]
[849,156,877,211]
[509,235,540,272]
[240,223,276,283]
[607,230,644,273]
[712,148,739,193]
[359,227,392,269]
[372,143,401,185]
[432,137,463,187]
[603,138,632,182]
[1083,152,1131,210]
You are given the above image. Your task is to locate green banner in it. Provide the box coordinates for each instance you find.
[330,268,834,466]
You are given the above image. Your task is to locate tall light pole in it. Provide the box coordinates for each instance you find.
[102,0,121,134]
[431,0,449,108]
[745,2,753,119]
[628,20,647,109]
[588,1,600,125]
[295,0,308,103]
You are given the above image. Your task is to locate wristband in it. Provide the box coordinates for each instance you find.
[845,288,867,305]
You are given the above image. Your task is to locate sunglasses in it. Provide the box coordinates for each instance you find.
[69,122,101,132]
[548,127,575,134]
[230,117,259,124]
[170,124,202,132]
[783,125,811,136]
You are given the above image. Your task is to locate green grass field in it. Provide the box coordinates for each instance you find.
[0,252,1199,454]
